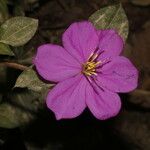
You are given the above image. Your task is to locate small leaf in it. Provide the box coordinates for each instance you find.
[0,42,14,56]
[0,0,9,24]
[89,4,129,42]
[15,67,53,92]
[0,17,38,46]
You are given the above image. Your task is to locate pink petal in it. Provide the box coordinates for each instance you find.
[97,56,138,93]
[46,75,87,120]
[34,44,81,82]
[97,29,124,61]
[86,81,121,120]
[62,21,99,63]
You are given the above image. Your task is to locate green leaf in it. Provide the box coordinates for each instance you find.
[0,42,14,56]
[15,67,54,92]
[0,0,9,24]
[0,17,38,46]
[89,4,129,42]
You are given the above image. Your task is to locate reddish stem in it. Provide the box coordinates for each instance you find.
[0,62,28,71]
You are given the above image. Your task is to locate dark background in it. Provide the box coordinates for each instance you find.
[0,0,150,150]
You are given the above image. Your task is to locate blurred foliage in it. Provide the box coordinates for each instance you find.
[0,0,9,24]
[0,88,46,128]
[0,103,34,128]
[131,0,150,6]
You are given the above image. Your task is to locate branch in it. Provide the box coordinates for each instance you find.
[0,62,28,71]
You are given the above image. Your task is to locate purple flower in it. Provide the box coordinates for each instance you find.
[34,21,138,120]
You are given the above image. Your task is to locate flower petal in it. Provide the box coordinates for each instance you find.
[62,21,99,63]
[34,44,81,82]
[86,81,121,120]
[97,29,124,61]
[46,75,87,120]
[97,56,138,93]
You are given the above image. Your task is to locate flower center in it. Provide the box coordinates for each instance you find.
[82,53,100,76]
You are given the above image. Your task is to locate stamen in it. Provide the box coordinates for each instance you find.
[87,76,92,83]
[95,61,101,66]
[90,54,98,62]
[88,52,94,60]
[82,54,101,76]
[91,72,97,76]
